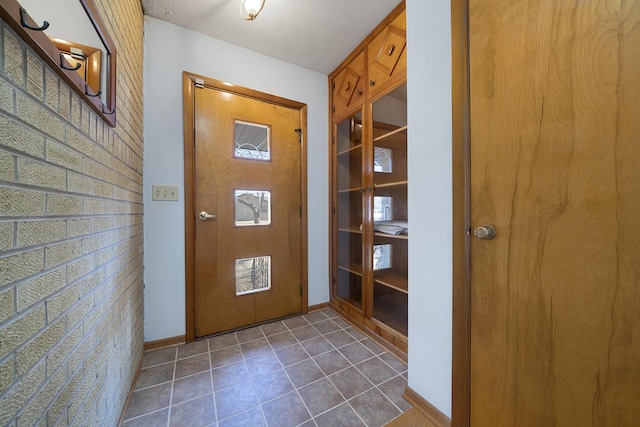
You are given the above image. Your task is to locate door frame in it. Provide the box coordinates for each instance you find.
[182,71,309,343]
[451,0,472,426]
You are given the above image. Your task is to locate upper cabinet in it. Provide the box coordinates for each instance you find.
[332,51,365,120]
[367,9,406,98]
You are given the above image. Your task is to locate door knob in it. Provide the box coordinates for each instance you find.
[199,211,216,221]
[474,225,496,240]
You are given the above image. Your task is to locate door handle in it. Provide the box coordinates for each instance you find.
[199,211,217,221]
[474,225,496,240]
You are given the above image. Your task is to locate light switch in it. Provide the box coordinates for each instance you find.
[152,185,179,201]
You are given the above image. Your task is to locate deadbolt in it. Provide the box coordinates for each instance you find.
[474,225,496,240]
[199,211,216,221]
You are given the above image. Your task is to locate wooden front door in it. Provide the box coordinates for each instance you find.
[188,77,305,338]
[468,0,640,425]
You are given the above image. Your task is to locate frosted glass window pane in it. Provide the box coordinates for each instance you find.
[235,190,271,226]
[374,147,393,173]
[373,244,392,270]
[373,196,393,221]
[235,121,270,160]
[236,256,271,295]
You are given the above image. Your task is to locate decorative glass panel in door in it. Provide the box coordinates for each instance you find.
[235,256,271,295]
[234,121,270,160]
[335,111,363,308]
[234,190,271,226]
[371,84,408,335]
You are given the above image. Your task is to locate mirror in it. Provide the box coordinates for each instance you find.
[0,0,116,126]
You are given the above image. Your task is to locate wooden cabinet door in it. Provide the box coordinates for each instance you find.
[367,10,406,98]
[332,51,365,120]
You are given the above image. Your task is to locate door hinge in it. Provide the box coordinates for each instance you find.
[294,128,302,143]
[194,78,204,89]
[332,276,336,284]
[300,206,302,218]
[332,207,336,214]
[332,81,336,90]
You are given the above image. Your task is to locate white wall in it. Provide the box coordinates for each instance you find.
[406,0,453,418]
[143,17,329,342]
[20,0,108,103]
[20,0,103,48]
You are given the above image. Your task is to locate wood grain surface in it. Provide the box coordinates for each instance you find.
[469,0,640,425]
[193,86,303,336]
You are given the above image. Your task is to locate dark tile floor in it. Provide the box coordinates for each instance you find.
[122,309,411,427]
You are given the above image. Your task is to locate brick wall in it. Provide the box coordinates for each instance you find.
[0,0,144,425]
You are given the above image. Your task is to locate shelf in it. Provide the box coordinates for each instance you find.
[337,187,363,194]
[374,125,407,142]
[338,227,363,235]
[374,232,408,240]
[373,303,408,337]
[338,263,363,276]
[374,180,408,189]
[337,144,363,156]
[374,269,408,294]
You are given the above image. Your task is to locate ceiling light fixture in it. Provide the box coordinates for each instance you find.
[240,0,265,21]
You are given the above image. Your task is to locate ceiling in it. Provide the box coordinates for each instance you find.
[140,0,404,75]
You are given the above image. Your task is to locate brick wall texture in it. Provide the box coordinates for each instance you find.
[0,0,144,425]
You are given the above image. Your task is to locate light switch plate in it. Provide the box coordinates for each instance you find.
[152,185,179,201]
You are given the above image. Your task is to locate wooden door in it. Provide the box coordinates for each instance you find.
[469,0,640,425]
[192,84,304,337]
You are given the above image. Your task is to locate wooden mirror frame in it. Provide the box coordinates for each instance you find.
[0,0,116,127]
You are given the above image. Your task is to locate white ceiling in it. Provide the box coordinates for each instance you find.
[140,0,404,75]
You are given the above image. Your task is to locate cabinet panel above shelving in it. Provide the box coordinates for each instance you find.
[367,10,407,98]
[332,51,365,120]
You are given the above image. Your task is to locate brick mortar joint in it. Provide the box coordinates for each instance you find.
[0,221,144,260]
[0,243,144,322]
[0,266,144,400]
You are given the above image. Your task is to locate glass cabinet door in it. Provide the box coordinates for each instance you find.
[371,84,408,335]
[335,111,364,308]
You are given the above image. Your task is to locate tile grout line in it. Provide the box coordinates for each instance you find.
[298,311,406,426]
[128,309,408,427]
[206,335,218,426]
[237,327,270,426]
[318,351,373,426]
[271,311,350,424]
[314,312,408,426]
[340,348,404,425]
[373,373,409,414]
[242,313,404,426]
[270,316,317,425]
[165,345,178,427]
[314,313,382,426]
[121,407,169,424]
[294,312,370,426]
